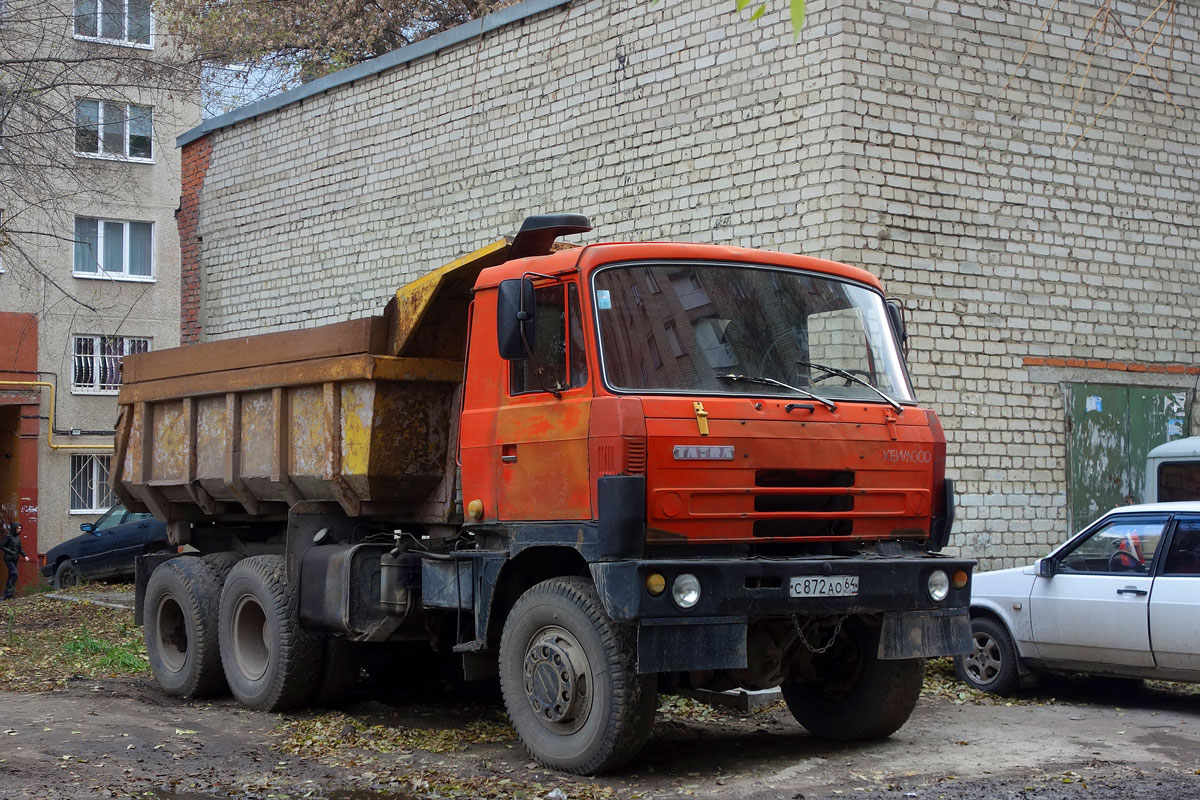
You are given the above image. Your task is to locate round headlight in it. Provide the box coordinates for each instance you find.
[927,569,950,602]
[672,574,701,609]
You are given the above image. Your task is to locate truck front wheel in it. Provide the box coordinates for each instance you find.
[218,555,320,711]
[781,619,924,740]
[144,556,226,697]
[499,577,657,774]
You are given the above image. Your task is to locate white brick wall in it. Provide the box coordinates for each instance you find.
[190,0,1200,568]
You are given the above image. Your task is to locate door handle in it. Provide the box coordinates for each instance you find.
[501,444,517,463]
[1116,587,1148,596]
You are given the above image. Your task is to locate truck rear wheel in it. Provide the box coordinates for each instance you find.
[781,619,924,740]
[218,555,320,711]
[144,556,227,698]
[499,577,656,775]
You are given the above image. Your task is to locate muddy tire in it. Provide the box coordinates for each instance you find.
[499,577,657,774]
[203,551,241,582]
[954,616,1021,696]
[310,638,360,708]
[218,555,320,711]
[53,559,79,590]
[781,619,924,741]
[144,556,227,697]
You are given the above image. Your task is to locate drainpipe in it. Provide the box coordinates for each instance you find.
[0,381,115,451]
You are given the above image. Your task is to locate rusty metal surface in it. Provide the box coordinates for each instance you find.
[388,239,510,359]
[123,317,388,383]
[118,354,462,404]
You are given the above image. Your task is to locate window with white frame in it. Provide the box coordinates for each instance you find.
[74,0,151,46]
[73,217,154,279]
[75,100,152,160]
[70,454,114,513]
[72,334,150,393]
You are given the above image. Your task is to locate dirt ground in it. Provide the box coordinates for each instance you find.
[2,593,1199,800]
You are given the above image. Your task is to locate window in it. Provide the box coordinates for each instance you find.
[644,269,661,294]
[510,283,588,395]
[647,336,663,370]
[74,0,151,46]
[1058,516,1167,575]
[70,454,114,513]
[72,334,150,393]
[74,217,153,278]
[664,323,685,357]
[1163,519,1200,575]
[75,100,152,160]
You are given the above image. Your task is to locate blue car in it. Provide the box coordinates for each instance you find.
[41,503,170,589]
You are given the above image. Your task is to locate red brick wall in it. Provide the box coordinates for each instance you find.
[178,135,212,345]
[0,311,41,590]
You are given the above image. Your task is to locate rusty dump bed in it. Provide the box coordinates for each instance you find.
[113,240,511,524]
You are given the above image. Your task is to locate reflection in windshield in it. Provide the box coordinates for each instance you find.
[592,262,915,403]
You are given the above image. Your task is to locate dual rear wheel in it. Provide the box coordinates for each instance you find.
[143,554,354,710]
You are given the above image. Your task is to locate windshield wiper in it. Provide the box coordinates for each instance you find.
[717,374,837,411]
[796,361,904,413]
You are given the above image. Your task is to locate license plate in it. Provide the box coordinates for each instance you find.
[789,575,859,598]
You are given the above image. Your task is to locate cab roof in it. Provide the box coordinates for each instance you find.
[472,242,885,292]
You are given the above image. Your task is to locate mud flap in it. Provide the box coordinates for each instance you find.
[879,609,973,659]
[636,618,747,674]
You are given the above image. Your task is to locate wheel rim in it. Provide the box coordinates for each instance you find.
[964,631,1003,686]
[231,594,270,681]
[59,564,77,587]
[154,594,188,673]
[522,625,593,735]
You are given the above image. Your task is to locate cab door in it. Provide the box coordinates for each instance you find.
[494,282,593,522]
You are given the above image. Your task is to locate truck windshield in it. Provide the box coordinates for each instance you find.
[591,262,915,404]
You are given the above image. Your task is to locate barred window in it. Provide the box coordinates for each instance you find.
[70,454,114,513]
[72,334,150,394]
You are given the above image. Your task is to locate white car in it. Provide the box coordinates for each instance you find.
[955,502,1200,694]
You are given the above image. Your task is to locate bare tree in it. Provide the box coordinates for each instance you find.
[0,0,200,312]
[157,0,482,97]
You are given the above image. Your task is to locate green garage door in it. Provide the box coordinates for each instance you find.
[1068,383,1191,531]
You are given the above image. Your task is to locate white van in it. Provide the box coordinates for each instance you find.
[1146,437,1200,502]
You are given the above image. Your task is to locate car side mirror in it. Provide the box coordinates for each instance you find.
[80,523,95,533]
[1037,558,1057,578]
[497,278,536,361]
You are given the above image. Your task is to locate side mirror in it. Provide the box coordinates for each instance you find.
[885,299,907,348]
[80,523,95,533]
[1037,558,1056,578]
[497,278,536,360]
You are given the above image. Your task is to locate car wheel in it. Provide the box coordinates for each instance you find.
[53,559,79,590]
[954,616,1021,696]
[780,619,925,741]
[499,577,657,774]
[143,556,227,697]
[218,555,320,711]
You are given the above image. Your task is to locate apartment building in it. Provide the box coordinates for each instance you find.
[0,0,200,592]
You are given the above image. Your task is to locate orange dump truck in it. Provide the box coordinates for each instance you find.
[115,215,972,773]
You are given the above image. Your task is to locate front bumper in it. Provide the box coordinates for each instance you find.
[589,554,974,673]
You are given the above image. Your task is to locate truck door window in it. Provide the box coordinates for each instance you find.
[510,283,588,395]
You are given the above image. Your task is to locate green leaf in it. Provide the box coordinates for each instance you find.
[749,3,766,20]
[790,0,806,37]
[736,0,751,11]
